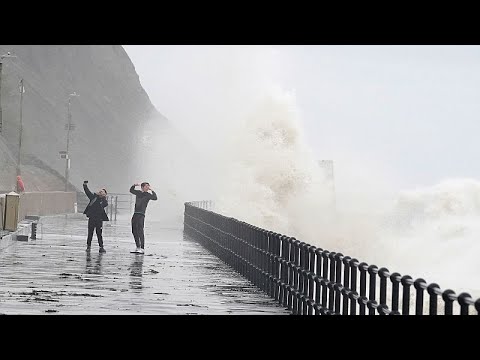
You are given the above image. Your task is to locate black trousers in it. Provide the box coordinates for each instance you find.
[87,217,104,247]
[131,213,145,249]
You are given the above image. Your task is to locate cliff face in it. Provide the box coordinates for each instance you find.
[0,45,169,193]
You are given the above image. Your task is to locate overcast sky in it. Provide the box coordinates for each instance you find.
[123,45,480,193]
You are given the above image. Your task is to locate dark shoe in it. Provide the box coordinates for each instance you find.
[86,246,91,252]
[99,247,106,253]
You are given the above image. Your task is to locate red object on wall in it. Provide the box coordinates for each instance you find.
[17,175,25,192]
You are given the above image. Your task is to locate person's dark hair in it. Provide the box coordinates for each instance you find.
[141,182,149,188]
[102,188,107,195]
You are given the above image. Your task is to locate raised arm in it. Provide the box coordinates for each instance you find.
[130,184,142,196]
[150,190,158,201]
[83,182,94,200]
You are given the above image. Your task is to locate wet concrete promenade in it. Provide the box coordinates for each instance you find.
[0,214,290,315]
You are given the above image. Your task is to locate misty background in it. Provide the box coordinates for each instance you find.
[123,45,480,297]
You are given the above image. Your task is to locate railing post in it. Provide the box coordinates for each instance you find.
[349,258,359,315]
[273,233,282,301]
[334,253,343,314]
[286,237,295,312]
[320,278,328,310]
[341,287,349,315]
[358,262,368,315]
[270,232,279,299]
[349,290,358,315]
[299,241,306,296]
[378,267,389,307]
[427,283,440,315]
[367,265,378,315]
[401,275,413,315]
[281,236,289,306]
[358,296,368,315]
[255,227,262,291]
[367,300,378,315]
[314,277,321,314]
[342,256,351,315]
[307,299,314,315]
[413,278,427,315]
[327,281,335,312]
[251,226,258,289]
[257,227,263,292]
[442,289,456,315]
[246,223,252,282]
[301,293,308,315]
[457,293,472,316]
[322,250,330,283]
[279,258,287,306]
[334,283,342,314]
[328,252,337,311]
[309,246,316,274]
[315,248,323,278]
[307,246,316,304]
[475,298,480,315]
[302,243,310,300]
[312,248,321,304]
[287,271,294,311]
[390,272,401,313]
[292,239,301,313]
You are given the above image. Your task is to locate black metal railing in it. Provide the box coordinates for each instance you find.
[184,201,480,315]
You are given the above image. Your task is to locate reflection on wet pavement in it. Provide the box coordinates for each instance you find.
[0,214,290,315]
[85,252,104,275]
[129,254,144,291]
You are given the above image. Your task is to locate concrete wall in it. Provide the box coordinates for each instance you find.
[0,195,5,229]
[18,191,76,222]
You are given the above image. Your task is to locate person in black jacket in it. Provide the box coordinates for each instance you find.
[129,182,157,254]
[83,180,109,253]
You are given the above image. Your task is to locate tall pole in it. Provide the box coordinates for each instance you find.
[17,79,24,177]
[0,61,3,135]
[65,97,71,192]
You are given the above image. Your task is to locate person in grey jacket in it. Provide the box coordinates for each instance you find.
[129,182,157,254]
